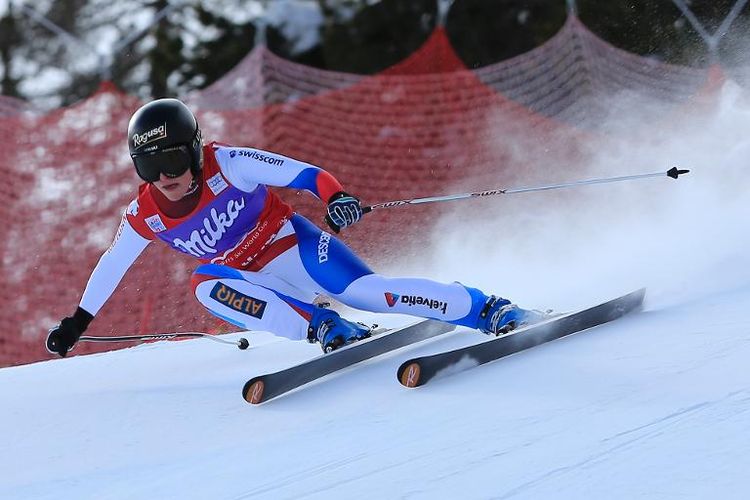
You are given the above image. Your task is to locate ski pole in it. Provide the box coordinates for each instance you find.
[362,167,689,212]
[79,332,250,350]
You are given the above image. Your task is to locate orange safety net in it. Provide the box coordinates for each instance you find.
[0,16,721,366]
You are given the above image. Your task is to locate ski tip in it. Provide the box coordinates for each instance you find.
[398,361,422,388]
[243,379,265,404]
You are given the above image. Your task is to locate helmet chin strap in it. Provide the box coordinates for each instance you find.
[184,176,200,197]
[186,144,203,196]
[189,141,204,177]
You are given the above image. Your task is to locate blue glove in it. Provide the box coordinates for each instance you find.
[325,192,363,233]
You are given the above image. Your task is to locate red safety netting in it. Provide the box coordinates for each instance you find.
[0,94,29,117]
[189,44,365,110]
[474,16,719,129]
[0,15,726,367]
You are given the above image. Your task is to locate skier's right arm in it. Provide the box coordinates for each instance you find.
[46,214,151,357]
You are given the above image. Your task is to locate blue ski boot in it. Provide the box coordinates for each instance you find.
[308,307,372,352]
[479,296,548,335]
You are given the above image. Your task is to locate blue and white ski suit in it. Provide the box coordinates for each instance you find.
[80,143,489,340]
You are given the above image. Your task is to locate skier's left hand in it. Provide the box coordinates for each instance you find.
[325,191,363,233]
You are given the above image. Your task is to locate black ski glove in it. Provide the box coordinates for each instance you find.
[46,307,94,357]
[325,191,364,233]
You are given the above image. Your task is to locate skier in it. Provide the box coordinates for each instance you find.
[46,98,545,357]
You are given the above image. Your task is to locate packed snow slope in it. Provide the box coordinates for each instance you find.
[3,83,750,500]
[2,286,750,500]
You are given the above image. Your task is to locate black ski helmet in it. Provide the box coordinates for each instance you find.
[127,98,203,182]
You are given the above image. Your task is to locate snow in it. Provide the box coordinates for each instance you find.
[4,70,750,500]
[2,286,750,499]
[265,1,324,53]
[7,0,325,108]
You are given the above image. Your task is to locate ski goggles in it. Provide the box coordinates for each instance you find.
[132,145,193,183]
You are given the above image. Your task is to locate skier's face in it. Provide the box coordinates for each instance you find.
[152,168,195,201]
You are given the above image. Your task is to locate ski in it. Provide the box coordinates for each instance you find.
[397,288,645,388]
[242,319,456,404]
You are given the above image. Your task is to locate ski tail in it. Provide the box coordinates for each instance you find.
[242,319,456,404]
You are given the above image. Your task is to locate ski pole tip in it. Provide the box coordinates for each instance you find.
[667,167,690,179]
